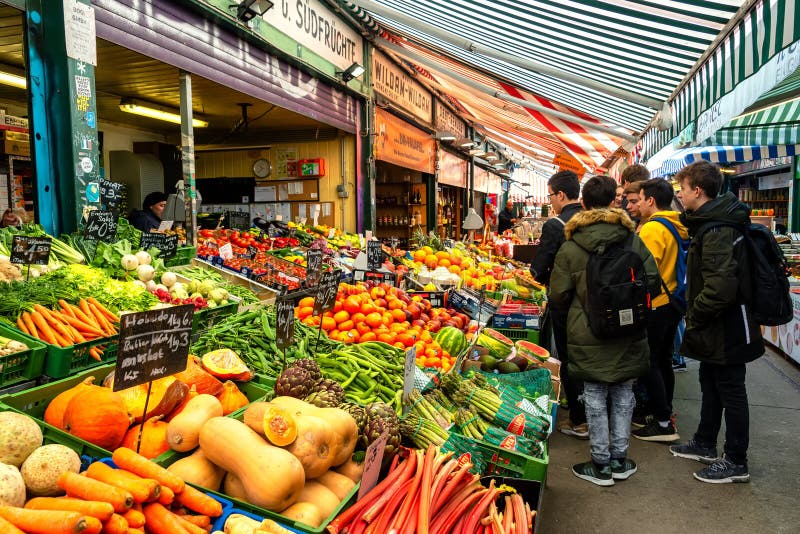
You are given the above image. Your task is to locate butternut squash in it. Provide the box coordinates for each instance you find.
[335,457,365,483]
[280,502,323,528]
[166,395,223,452]
[221,472,248,501]
[198,417,305,512]
[296,482,340,518]
[243,403,297,446]
[315,471,356,501]
[166,450,225,492]
[285,414,335,479]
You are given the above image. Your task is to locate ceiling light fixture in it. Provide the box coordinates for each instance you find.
[434,131,456,141]
[455,137,475,148]
[469,148,486,157]
[484,152,499,162]
[0,70,26,89]
[119,98,209,128]
[337,62,365,82]
[234,0,274,22]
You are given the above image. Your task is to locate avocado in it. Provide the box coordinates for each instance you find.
[497,361,521,374]
[506,355,530,372]
[479,355,499,372]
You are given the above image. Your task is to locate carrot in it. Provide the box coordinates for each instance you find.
[87,297,119,323]
[79,300,101,328]
[0,505,89,534]
[16,316,29,335]
[88,347,103,361]
[83,516,102,534]
[59,300,77,318]
[57,472,133,513]
[85,462,161,504]
[88,303,115,335]
[121,508,145,528]
[0,514,25,534]
[64,301,96,326]
[68,325,88,344]
[178,514,211,528]
[101,513,128,534]
[157,485,175,506]
[34,305,75,342]
[173,513,209,534]
[52,309,103,337]
[21,312,37,337]
[174,484,223,518]
[111,448,185,494]
[30,311,58,345]
[25,497,114,521]
[142,503,190,534]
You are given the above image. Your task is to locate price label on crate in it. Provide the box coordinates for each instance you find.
[443,238,454,249]
[10,236,52,265]
[403,345,417,403]
[140,232,178,259]
[100,180,124,209]
[247,245,259,259]
[358,430,389,500]
[275,296,295,350]
[113,305,195,391]
[313,270,340,315]
[219,243,233,260]
[84,210,117,242]
[306,249,323,285]
[367,240,383,270]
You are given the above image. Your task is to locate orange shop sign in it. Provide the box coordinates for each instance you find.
[552,152,586,176]
[374,108,435,174]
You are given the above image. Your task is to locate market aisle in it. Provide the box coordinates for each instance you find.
[540,348,800,534]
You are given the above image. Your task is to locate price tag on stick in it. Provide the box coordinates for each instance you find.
[306,249,323,285]
[313,271,340,316]
[358,431,389,500]
[10,236,52,266]
[367,240,383,270]
[275,296,295,351]
[84,210,118,242]
[403,346,417,404]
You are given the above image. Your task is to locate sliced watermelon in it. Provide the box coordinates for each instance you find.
[516,340,550,362]
[477,328,513,359]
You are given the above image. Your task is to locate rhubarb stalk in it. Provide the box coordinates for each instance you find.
[416,445,437,534]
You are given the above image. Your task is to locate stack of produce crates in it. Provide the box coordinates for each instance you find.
[0,323,46,391]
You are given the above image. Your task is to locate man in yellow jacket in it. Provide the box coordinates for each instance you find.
[633,178,689,443]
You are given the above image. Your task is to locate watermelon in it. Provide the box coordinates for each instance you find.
[477,328,513,359]
[436,326,467,356]
[516,340,549,361]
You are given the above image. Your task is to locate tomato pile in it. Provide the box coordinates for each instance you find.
[197,229,300,257]
[297,282,470,371]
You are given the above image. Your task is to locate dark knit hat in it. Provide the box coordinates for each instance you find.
[143,191,168,210]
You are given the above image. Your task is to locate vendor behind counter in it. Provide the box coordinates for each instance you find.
[128,192,167,233]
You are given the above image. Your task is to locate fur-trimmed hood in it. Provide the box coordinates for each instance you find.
[564,208,636,252]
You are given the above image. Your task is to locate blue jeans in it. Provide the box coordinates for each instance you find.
[584,380,636,465]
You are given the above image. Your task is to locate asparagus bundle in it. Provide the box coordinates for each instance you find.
[399,412,451,449]
[405,389,450,428]
[454,407,491,440]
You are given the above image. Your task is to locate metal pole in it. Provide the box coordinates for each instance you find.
[179,71,198,246]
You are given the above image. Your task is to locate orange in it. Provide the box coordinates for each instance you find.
[396,333,416,347]
[296,306,313,319]
[436,251,450,260]
[321,317,336,331]
[377,332,396,344]
[413,249,426,262]
[351,312,366,325]
[438,258,451,268]
[298,296,315,308]
[389,323,406,334]
[343,296,361,315]
[365,312,383,328]
[333,310,350,324]
[356,322,371,335]
[391,309,407,322]
[424,357,440,367]
[346,329,360,343]
[425,256,439,270]
[360,331,377,342]
[338,320,354,332]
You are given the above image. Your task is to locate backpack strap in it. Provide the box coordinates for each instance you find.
[551,215,566,227]
[648,217,684,310]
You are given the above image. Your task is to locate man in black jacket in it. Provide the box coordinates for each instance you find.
[498,200,516,234]
[669,161,763,484]
[531,170,585,438]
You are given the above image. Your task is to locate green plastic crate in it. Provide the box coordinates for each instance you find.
[165,245,197,267]
[0,323,47,388]
[192,301,239,335]
[451,432,549,485]
[44,336,119,379]
[492,327,539,344]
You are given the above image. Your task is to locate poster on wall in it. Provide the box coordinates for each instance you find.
[276,148,298,178]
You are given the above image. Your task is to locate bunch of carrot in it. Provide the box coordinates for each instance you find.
[16,298,119,360]
[0,447,223,534]
[327,445,535,534]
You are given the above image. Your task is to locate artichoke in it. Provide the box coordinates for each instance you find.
[340,403,368,433]
[303,390,341,408]
[362,416,401,457]
[290,358,322,384]
[274,367,314,399]
[366,402,399,425]
[314,378,345,404]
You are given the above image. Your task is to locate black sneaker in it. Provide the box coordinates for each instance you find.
[610,458,637,480]
[670,439,718,464]
[631,414,653,429]
[672,361,688,373]
[572,461,614,486]
[693,456,750,484]
[633,420,680,442]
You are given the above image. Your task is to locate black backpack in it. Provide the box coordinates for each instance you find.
[696,222,792,326]
[577,234,651,339]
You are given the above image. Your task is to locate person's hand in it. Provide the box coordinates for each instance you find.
[511,218,517,224]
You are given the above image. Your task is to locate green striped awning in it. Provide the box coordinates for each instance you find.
[643,0,800,157]
[702,97,800,145]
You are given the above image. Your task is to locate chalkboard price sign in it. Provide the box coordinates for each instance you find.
[313,270,340,315]
[367,240,384,270]
[275,296,295,350]
[84,210,118,242]
[247,245,259,259]
[140,233,178,259]
[100,180,124,209]
[306,249,323,285]
[10,236,52,265]
[442,239,455,250]
[114,305,195,391]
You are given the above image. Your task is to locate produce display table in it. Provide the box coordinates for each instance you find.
[761,289,800,365]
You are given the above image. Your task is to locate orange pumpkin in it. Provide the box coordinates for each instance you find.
[174,356,225,396]
[63,386,132,450]
[43,376,97,430]
[121,416,170,459]
[217,381,249,415]
[201,350,252,381]
[104,374,189,423]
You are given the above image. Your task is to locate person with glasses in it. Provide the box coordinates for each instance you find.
[530,170,586,438]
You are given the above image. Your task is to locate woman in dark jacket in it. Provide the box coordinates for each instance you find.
[129,192,167,233]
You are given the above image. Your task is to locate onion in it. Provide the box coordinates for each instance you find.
[121,254,139,271]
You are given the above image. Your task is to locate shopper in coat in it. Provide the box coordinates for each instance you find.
[669,161,763,484]
[497,200,516,233]
[529,170,586,438]
[550,176,661,486]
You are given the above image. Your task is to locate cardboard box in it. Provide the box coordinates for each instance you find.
[0,130,29,142]
[0,114,28,129]
[2,138,30,156]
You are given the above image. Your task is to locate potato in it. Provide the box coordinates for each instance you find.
[0,462,25,507]
[21,444,81,496]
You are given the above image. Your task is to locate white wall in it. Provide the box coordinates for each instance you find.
[99,121,167,178]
